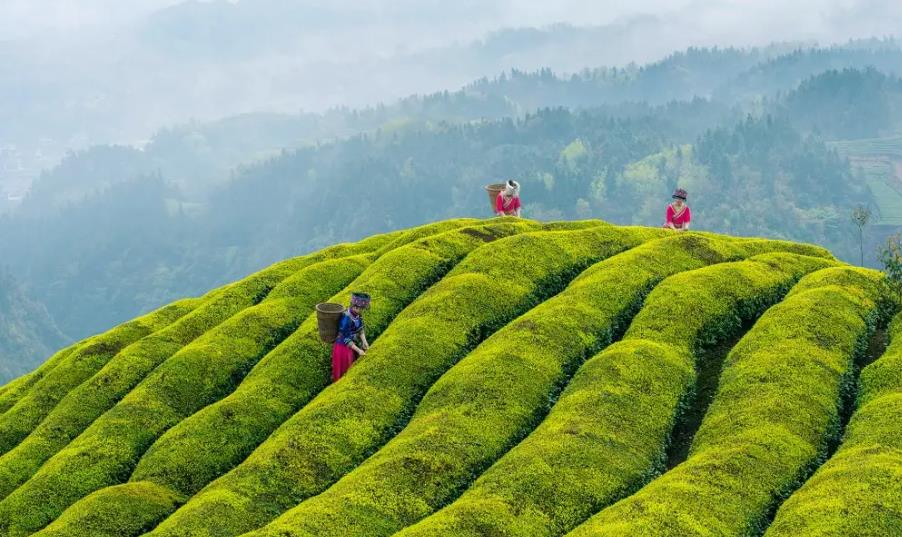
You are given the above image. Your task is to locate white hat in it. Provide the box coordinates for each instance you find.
[504,180,520,197]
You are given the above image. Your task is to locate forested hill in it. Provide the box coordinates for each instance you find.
[0,220,897,537]
[2,41,902,373]
[0,273,66,380]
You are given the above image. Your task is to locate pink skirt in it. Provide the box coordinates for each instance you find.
[331,343,356,382]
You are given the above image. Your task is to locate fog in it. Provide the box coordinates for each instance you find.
[3,0,902,377]
[1,0,901,193]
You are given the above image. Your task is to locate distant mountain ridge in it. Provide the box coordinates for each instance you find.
[0,273,66,382]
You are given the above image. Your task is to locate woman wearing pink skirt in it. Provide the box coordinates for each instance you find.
[331,292,370,382]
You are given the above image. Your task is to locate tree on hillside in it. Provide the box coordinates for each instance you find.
[851,204,872,266]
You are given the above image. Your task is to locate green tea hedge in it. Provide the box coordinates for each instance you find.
[21,219,536,537]
[0,344,82,415]
[0,299,200,458]
[36,482,182,537]
[565,266,884,537]
[0,254,380,536]
[252,236,835,537]
[406,251,833,537]
[765,306,902,536]
[147,224,652,537]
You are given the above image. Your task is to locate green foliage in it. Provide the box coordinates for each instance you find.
[565,267,885,537]
[252,235,835,537]
[146,224,652,537]
[879,232,902,300]
[0,299,201,459]
[0,247,389,536]
[0,226,408,509]
[764,309,902,536]
[0,219,891,537]
[0,344,79,414]
[31,219,543,537]
[36,482,181,537]
[400,250,835,537]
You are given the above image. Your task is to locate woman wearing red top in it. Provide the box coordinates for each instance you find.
[496,180,522,217]
[665,188,691,231]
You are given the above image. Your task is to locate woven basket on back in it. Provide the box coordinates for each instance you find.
[485,183,505,212]
[315,303,346,344]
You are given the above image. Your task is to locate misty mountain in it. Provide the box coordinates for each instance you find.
[0,272,66,381]
[5,0,901,200]
[4,33,902,377]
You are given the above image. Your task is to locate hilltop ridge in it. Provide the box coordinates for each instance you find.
[0,218,898,537]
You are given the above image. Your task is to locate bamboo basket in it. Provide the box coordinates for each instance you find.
[485,183,505,212]
[315,303,346,344]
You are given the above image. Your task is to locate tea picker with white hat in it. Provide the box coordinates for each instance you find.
[495,180,522,217]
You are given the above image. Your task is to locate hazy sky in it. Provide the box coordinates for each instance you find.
[2,0,901,48]
[3,0,901,165]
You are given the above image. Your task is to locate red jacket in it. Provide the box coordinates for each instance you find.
[496,193,521,215]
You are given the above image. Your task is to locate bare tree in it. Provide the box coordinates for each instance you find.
[851,204,872,266]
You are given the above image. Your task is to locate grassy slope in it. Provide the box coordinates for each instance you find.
[255,238,832,537]
[765,311,902,536]
[565,266,886,537]
[148,223,648,537]
[0,344,81,415]
[0,299,201,458]
[0,228,407,507]
[396,241,834,537]
[0,218,892,537]
[35,219,542,537]
[0,223,463,536]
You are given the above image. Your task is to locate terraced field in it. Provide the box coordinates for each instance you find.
[831,136,902,225]
[0,217,899,537]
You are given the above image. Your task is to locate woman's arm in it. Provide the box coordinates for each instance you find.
[360,330,369,351]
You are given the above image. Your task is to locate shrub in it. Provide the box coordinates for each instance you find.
[18,219,539,537]
[36,482,181,537]
[401,252,836,537]
[0,299,200,458]
[146,224,654,537]
[0,225,410,504]
[0,237,406,537]
[765,308,902,536]
[0,344,81,414]
[565,267,885,537]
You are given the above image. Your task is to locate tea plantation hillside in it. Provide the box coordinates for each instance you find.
[0,218,899,537]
